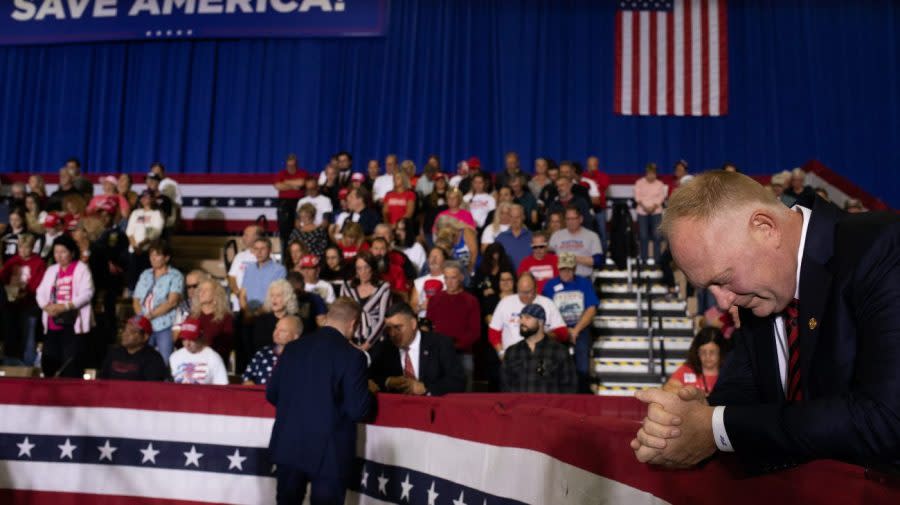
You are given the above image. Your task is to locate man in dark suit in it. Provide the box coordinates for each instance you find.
[630,170,900,473]
[369,302,466,396]
[267,297,373,504]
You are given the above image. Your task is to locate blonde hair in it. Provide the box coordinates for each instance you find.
[446,187,466,208]
[491,201,512,234]
[298,202,317,220]
[264,279,299,316]
[659,170,781,238]
[191,279,231,322]
[393,170,411,191]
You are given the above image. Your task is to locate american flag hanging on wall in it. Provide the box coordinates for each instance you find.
[614,0,728,116]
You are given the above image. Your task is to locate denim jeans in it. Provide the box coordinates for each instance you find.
[574,328,593,394]
[149,327,174,366]
[638,213,663,261]
[595,207,608,252]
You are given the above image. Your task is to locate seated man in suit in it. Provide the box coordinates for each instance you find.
[369,302,465,396]
[629,170,900,473]
[267,297,373,504]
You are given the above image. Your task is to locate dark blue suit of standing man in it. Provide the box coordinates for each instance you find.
[267,297,373,504]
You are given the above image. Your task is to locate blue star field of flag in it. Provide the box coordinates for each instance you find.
[620,0,673,12]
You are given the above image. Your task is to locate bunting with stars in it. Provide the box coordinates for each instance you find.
[0,379,669,505]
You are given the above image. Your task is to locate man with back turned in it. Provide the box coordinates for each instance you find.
[267,297,373,504]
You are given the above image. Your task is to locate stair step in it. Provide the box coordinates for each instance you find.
[598,308,686,317]
[598,298,686,311]
[599,283,670,294]
[593,269,663,280]
[592,383,658,397]
[594,327,694,337]
[593,316,694,330]
[594,336,693,353]
[594,358,684,374]
[593,372,667,384]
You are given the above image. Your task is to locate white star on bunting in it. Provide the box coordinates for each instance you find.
[58,438,77,460]
[427,481,439,505]
[16,437,35,458]
[400,473,414,501]
[140,442,160,464]
[226,448,247,471]
[377,473,389,494]
[228,198,236,206]
[246,199,254,206]
[360,467,369,488]
[183,445,203,467]
[453,490,468,505]
[97,440,117,461]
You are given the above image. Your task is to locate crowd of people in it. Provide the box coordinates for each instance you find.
[0,152,862,395]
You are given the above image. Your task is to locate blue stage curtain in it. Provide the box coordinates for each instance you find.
[0,0,897,206]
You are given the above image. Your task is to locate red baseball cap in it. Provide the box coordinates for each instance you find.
[100,175,118,185]
[179,318,202,341]
[128,315,153,335]
[432,172,447,181]
[42,212,61,229]
[467,156,482,169]
[299,254,320,268]
[338,188,350,200]
[351,172,365,182]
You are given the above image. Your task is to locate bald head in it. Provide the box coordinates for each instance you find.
[274,316,303,346]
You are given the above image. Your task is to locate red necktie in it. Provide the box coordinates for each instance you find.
[403,348,416,379]
[785,299,802,401]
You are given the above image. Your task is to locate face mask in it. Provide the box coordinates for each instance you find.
[519,325,539,339]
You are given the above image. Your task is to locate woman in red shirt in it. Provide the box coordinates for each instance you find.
[382,172,416,225]
[664,327,731,396]
[190,279,235,363]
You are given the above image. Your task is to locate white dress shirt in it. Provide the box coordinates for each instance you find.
[399,330,422,379]
[712,205,811,452]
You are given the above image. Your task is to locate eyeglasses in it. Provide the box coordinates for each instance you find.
[531,244,547,249]
[186,284,199,289]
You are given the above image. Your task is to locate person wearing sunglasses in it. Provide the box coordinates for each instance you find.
[516,231,558,294]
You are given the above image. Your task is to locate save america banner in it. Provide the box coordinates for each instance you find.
[0,0,387,45]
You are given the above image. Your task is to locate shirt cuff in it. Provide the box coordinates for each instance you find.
[712,406,734,452]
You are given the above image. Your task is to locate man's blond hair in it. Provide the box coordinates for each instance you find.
[659,170,780,238]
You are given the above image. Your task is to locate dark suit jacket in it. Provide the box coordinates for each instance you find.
[266,326,372,480]
[709,197,900,473]
[369,331,466,396]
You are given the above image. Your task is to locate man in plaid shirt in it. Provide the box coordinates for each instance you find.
[501,304,577,394]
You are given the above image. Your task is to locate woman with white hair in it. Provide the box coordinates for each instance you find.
[249,279,298,357]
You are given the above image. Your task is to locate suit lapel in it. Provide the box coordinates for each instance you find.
[796,197,838,400]
[797,260,831,399]
[418,333,433,383]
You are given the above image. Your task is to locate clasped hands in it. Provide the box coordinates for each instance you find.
[630,386,718,468]
[384,376,427,396]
